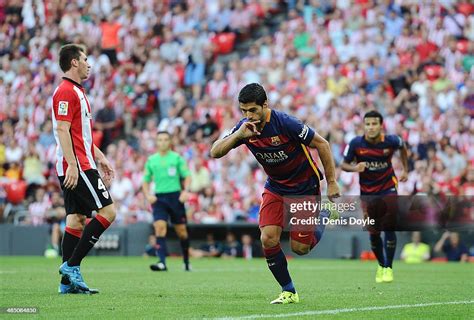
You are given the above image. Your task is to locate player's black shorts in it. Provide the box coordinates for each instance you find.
[58,169,114,217]
[152,191,187,225]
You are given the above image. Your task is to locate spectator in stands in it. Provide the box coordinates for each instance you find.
[240,234,261,259]
[189,157,211,193]
[94,101,117,150]
[222,232,241,258]
[190,233,222,258]
[179,107,200,140]
[38,122,56,149]
[100,12,121,65]
[434,231,469,262]
[5,162,21,182]
[144,235,158,257]
[22,143,45,186]
[5,139,22,164]
[437,145,467,179]
[26,187,50,226]
[183,26,210,101]
[384,10,405,40]
[199,113,219,141]
[46,190,66,254]
[109,167,135,210]
[400,231,430,263]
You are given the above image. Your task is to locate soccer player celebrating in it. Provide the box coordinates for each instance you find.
[342,110,408,283]
[210,83,340,304]
[52,44,116,294]
[142,131,192,271]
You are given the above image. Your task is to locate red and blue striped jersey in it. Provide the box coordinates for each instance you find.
[229,109,323,195]
[343,134,403,195]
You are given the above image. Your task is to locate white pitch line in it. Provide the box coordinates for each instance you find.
[211,300,474,320]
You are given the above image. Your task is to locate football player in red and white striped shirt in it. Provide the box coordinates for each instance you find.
[52,44,116,294]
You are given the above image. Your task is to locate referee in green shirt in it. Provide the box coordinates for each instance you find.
[143,131,192,271]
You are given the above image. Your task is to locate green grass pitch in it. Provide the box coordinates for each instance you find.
[1,257,473,319]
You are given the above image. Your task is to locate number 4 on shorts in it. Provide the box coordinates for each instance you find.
[98,178,109,199]
[98,178,106,190]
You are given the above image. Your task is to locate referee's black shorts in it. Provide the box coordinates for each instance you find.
[58,169,114,217]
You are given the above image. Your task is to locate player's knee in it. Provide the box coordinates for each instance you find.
[154,224,167,237]
[260,233,279,248]
[177,230,188,240]
[173,224,188,239]
[99,204,116,223]
[67,214,86,230]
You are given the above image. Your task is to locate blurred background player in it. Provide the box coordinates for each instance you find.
[142,131,192,271]
[342,110,408,283]
[211,83,340,304]
[53,44,116,294]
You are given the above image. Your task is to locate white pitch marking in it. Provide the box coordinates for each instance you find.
[211,300,474,320]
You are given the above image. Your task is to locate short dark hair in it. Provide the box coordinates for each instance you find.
[59,44,85,72]
[238,83,267,107]
[157,131,171,136]
[364,110,383,124]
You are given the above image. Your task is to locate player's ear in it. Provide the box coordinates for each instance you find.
[262,100,268,109]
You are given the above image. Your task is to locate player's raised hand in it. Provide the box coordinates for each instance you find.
[355,162,367,172]
[63,165,79,189]
[236,120,261,139]
[327,181,341,202]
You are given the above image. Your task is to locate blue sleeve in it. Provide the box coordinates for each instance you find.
[387,135,404,149]
[343,139,357,163]
[224,118,246,149]
[283,114,315,146]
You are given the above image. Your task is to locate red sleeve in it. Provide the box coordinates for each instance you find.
[53,88,77,123]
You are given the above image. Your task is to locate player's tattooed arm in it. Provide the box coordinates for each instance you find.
[309,132,340,200]
[210,120,260,158]
[56,120,78,189]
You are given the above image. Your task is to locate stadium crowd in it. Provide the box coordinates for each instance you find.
[0,0,473,229]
